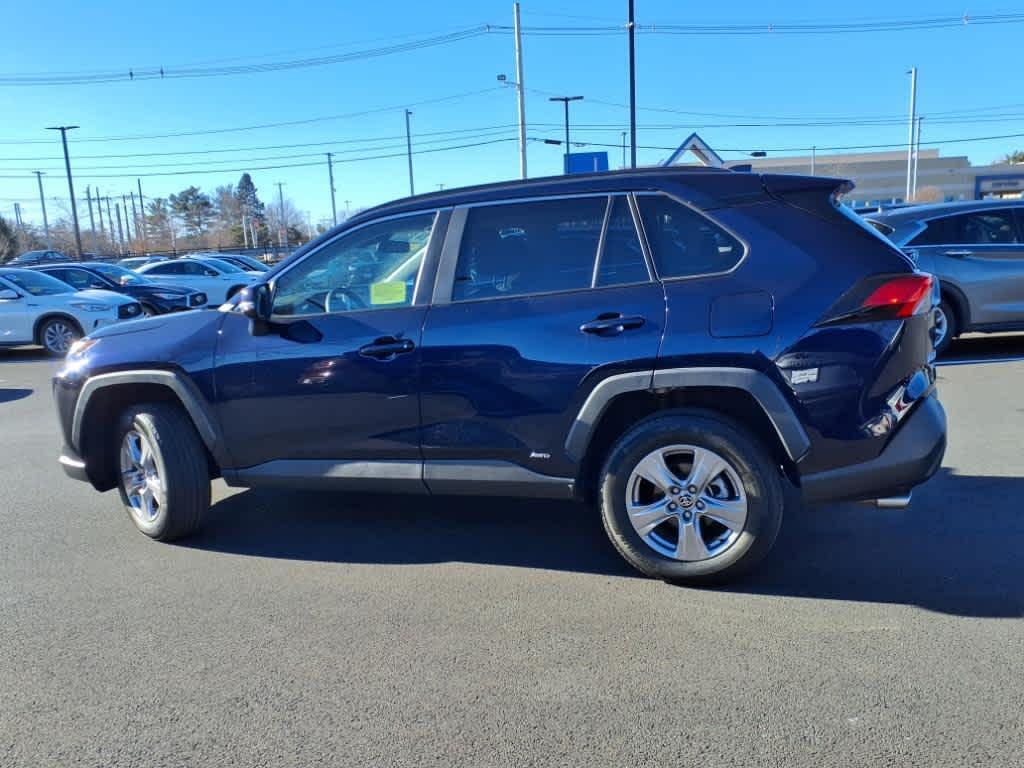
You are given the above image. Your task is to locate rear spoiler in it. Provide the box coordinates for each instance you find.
[762,174,855,221]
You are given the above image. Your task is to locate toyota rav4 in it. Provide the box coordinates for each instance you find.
[53,168,947,584]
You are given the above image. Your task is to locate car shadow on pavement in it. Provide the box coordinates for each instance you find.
[189,489,638,578]
[737,468,1024,618]
[0,388,32,403]
[0,348,51,364]
[187,467,1024,617]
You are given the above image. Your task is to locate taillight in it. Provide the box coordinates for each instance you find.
[817,273,935,326]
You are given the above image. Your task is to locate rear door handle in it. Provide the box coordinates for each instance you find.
[579,313,646,336]
[944,249,973,257]
[359,337,415,360]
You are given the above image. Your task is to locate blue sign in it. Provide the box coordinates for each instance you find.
[565,151,609,175]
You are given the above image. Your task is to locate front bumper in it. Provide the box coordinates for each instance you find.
[58,444,90,483]
[801,393,946,505]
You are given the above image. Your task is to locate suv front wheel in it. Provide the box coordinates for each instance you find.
[599,410,785,585]
[116,403,211,540]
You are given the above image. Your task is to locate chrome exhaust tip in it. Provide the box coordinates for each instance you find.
[875,494,912,510]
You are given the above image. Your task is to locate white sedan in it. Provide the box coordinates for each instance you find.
[0,267,144,356]
[136,256,256,304]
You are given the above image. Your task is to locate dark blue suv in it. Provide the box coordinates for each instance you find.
[53,168,946,584]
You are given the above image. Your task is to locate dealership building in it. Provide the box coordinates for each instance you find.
[723,148,1024,207]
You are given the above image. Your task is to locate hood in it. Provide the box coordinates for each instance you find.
[73,288,135,305]
[87,302,223,342]
[127,283,193,296]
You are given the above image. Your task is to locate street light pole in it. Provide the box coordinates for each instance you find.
[513,1,528,179]
[85,186,98,252]
[326,152,338,226]
[276,182,288,248]
[46,125,82,256]
[404,109,415,196]
[34,171,51,249]
[549,95,583,173]
[905,66,918,202]
[628,0,637,168]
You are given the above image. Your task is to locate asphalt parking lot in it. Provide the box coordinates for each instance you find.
[2,337,1023,767]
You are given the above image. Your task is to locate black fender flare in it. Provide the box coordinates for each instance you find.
[71,369,230,468]
[563,366,811,464]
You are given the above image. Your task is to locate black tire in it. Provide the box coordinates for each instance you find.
[933,299,958,355]
[38,316,82,357]
[598,409,785,586]
[115,402,211,541]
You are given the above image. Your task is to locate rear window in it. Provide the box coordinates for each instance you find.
[635,194,743,278]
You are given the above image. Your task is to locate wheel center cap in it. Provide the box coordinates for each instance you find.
[678,493,695,508]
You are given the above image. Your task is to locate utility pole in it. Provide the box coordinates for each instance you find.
[326,152,338,226]
[549,96,583,173]
[104,196,115,247]
[34,171,52,249]
[13,202,24,231]
[115,203,125,254]
[129,191,140,248]
[905,66,918,202]
[912,116,923,199]
[628,0,637,168]
[136,179,148,252]
[276,182,288,248]
[404,109,415,196]
[121,194,132,243]
[85,186,98,252]
[513,1,528,179]
[241,213,249,248]
[95,187,105,249]
[46,125,83,256]
[811,146,816,176]
[344,200,351,218]
[621,131,627,168]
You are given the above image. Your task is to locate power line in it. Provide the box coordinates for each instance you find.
[0,27,494,86]
[0,87,504,144]
[494,12,1024,36]
[0,137,523,180]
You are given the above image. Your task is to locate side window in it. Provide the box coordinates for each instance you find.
[596,196,650,286]
[148,263,178,275]
[956,210,1018,245]
[52,269,93,290]
[907,219,952,247]
[181,262,207,276]
[636,194,744,278]
[272,212,435,316]
[452,197,606,301]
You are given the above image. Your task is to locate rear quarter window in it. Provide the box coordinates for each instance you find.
[635,194,744,278]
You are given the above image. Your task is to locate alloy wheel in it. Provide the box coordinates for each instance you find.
[119,429,164,525]
[625,444,748,562]
[43,321,77,355]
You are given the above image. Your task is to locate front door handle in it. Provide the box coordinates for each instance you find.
[944,249,973,257]
[358,337,415,360]
[579,313,646,336]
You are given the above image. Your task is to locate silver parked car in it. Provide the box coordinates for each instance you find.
[866,200,1024,352]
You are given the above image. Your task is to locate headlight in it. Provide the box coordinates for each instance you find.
[67,338,98,357]
[152,292,183,300]
[70,302,111,312]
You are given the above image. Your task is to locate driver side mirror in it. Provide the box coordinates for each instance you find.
[0,288,20,301]
[240,283,273,321]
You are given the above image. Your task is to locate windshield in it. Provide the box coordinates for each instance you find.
[0,270,74,296]
[92,263,150,285]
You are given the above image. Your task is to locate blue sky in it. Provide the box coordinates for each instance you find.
[2,1,1023,227]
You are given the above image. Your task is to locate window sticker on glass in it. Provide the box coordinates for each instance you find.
[370,281,408,305]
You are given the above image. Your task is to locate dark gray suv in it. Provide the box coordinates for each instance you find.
[866,200,1024,352]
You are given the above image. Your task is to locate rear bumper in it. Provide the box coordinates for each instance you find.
[801,394,946,505]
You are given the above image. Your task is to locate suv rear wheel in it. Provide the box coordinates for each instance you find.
[115,403,211,540]
[599,410,784,585]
